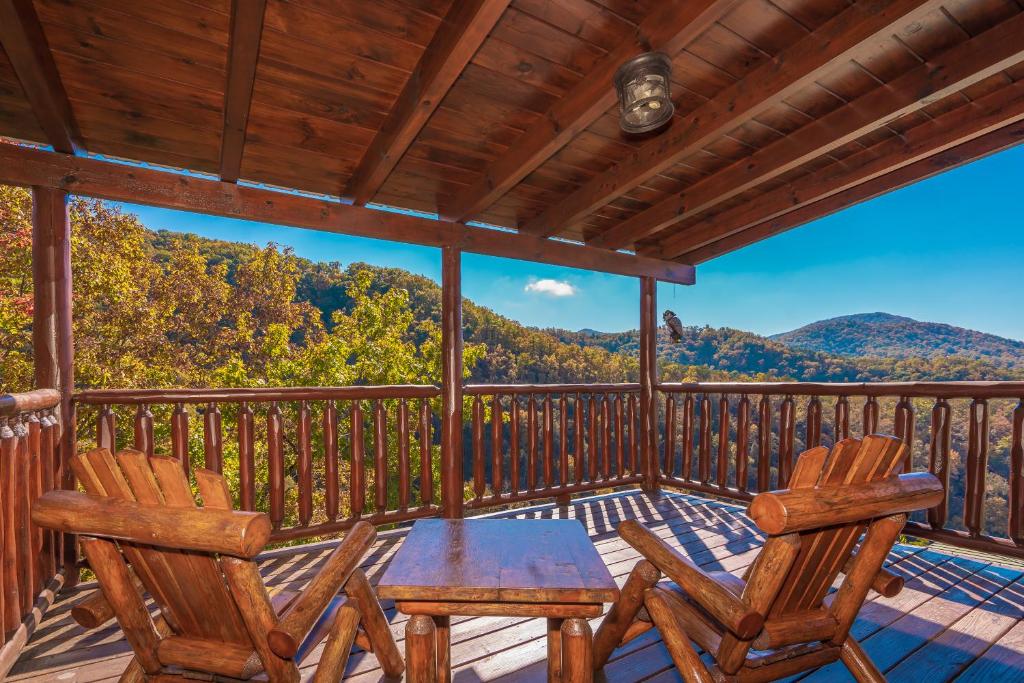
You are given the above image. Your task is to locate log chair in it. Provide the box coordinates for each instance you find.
[593,434,944,682]
[32,448,405,682]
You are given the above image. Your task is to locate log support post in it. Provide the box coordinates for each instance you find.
[441,246,464,518]
[31,186,76,587]
[639,276,658,492]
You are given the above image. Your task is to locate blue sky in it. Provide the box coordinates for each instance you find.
[116,144,1024,341]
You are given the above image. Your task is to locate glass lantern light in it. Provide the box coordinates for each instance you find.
[613,52,674,134]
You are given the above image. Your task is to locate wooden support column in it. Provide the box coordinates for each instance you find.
[441,247,464,518]
[30,186,76,585]
[639,277,658,492]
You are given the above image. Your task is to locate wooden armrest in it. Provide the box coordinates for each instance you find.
[748,472,943,535]
[267,521,376,658]
[618,520,763,639]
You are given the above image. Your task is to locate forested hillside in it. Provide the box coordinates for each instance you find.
[771,312,1024,369]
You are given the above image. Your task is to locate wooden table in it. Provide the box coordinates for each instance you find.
[377,518,619,683]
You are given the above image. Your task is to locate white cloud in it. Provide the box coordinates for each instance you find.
[524,279,577,297]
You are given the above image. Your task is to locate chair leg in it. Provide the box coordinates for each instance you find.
[645,588,713,683]
[840,638,886,683]
[344,569,405,678]
[561,618,593,683]
[312,601,360,683]
[406,614,438,683]
[592,560,660,669]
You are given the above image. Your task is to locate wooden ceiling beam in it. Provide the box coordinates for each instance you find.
[219,0,266,183]
[678,120,1024,264]
[520,0,949,238]
[590,11,1024,250]
[0,0,83,154]
[345,0,511,206]
[0,144,694,285]
[658,79,1024,258]
[437,0,738,224]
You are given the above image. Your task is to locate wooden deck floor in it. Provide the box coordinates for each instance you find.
[9,489,1024,682]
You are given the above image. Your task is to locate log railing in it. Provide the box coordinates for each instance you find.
[463,384,644,508]
[657,382,1024,559]
[74,386,442,542]
[0,389,66,678]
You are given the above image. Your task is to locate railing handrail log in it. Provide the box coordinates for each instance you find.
[73,385,441,404]
[657,381,1024,400]
[464,383,640,395]
[0,389,61,416]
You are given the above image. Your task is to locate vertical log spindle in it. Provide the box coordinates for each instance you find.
[203,402,223,473]
[806,396,822,449]
[835,395,850,441]
[664,394,676,479]
[736,395,750,493]
[778,396,795,488]
[171,403,189,477]
[324,400,339,520]
[491,394,503,497]
[575,394,585,484]
[473,395,485,501]
[1009,399,1024,545]
[527,394,538,492]
[544,394,554,488]
[614,394,624,479]
[928,398,951,530]
[238,402,255,511]
[680,394,694,481]
[601,394,611,481]
[964,398,989,537]
[97,404,116,451]
[893,396,915,473]
[297,401,312,526]
[698,395,711,484]
[587,395,598,482]
[398,398,410,511]
[134,404,153,457]
[559,395,569,486]
[510,397,520,496]
[757,395,771,492]
[267,402,284,530]
[717,395,730,490]
[351,402,365,517]
[419,399,432,507]
[374,399,388,513]
[627,394,637,474]
[863,396,879,436]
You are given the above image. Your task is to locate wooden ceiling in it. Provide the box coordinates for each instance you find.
[1,0,1022,269]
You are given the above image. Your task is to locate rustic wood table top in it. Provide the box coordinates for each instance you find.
[377,518,619,605]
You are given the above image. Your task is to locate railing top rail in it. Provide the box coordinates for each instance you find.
[74,385,441,405]
[657,381,1024,400]
[0,388,61,416]
[464,383,641,395]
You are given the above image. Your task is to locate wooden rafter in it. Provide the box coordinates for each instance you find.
[219,0,266,183]
[657,80,1024,258]
[437,0,738,224]
[679,120,1024,264]
[0,143,694,285]
[0,0,83,154]
[345,0,511,206]
[519,0,949,238]
[589,11,1024,250]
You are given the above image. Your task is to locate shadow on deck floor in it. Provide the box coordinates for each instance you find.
[9,489,1024,682]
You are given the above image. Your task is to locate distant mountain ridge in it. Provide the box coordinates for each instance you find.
[770,312,1024,369]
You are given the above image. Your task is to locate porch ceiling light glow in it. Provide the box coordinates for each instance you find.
[614,52,674,134]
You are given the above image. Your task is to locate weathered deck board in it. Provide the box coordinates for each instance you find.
[8,489,1024,682]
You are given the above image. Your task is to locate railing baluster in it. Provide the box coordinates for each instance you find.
[171,402,189,476]
[757,395,771,492]
[238,402,255,511]
[297,400,312,526]
[510,397,520,496]
[806,396,822,448]
[1009,398,1024,545]
[717,395,730,490]
[614,393,624,478]
[627,393,638,474]
[863,395,879,436]
[779,395,795,488]
[588,395,598,482]
[351,401,365,517]
[419,398,432,507]
[698,394,711,484]
[544,394,554,488]
[398,398,410,511]
[473,395,485,502]
[835,395,850,440]
[560,395,569,486]
[893,396,914,473]
[27,414,42,598]
[736,395,750,493]
[527,394,538,492]
[928,398,951,530]
[97,404,116,451]
[203,402,223,473]
[575,394,585,484]
[664,394,676,478]
[374,399,388,513]
[324,400,339,520]
[964,398,989,538]
[39,413,57,580]
[491,394,503,496]
[601,394,611,481]
[267,402,284,530]
[134,404,153,457]
[2,419,19,634]
[14,418,31,614]
[680,394,694,480]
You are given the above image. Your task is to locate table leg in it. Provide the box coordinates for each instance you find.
[406,614,437,683]
[562,618,593,683]
[434,615,451,683]
[547,617,564,683]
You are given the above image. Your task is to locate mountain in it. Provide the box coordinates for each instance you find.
[770,313,1024,370]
